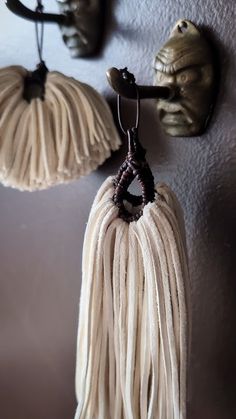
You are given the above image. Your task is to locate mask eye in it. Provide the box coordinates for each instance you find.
[177,68,201,85]
[155,71,163,82]
[155,71,174,84]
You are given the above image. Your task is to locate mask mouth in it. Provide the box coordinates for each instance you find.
[160,110,192,127]
[159,104,195,126]
[63,31,88,48]
[62,33,90,57]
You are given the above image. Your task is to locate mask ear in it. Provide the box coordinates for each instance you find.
[201,64,214,85]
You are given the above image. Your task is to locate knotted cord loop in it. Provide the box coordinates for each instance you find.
[113,70,155,222]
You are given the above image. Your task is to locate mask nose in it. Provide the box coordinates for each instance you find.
[161,84,179,102]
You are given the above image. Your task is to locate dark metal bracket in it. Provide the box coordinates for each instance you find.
[4,0,105,58]
[106,67,175,101]
[5,0,71,25]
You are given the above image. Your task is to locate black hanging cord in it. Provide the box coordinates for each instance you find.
[35,0,44,63]
[23,1,48,102]
[113,68,155,223]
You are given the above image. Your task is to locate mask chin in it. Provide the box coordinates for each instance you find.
[162,120,203,137]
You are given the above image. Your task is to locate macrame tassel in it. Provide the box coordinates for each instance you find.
[75,176,189,419]
[0,66,120,191]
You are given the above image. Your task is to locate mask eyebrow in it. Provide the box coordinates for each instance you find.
[154,64,202,76]
[175,65,202,74]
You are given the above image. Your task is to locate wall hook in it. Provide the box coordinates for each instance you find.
[5,0,70,24]
[107,20,216,137]
[5,0,105,58]
[106,67,175,101]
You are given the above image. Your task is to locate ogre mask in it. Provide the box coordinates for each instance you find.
[56,0,103,58]
[154,20,215,137]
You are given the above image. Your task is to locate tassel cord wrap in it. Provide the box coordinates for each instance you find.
[75,177,189,419]
[113,127,155,223]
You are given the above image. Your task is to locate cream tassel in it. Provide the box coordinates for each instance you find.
[75,176,189,419]
[0,66,121,191]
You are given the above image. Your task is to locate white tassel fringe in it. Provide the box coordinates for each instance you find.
[0,66,121,191]
[75,177,189,419]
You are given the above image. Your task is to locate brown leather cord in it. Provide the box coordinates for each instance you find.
[113,127,155,223]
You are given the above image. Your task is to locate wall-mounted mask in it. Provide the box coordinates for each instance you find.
[56,0,104,58]
[154,20,215,137]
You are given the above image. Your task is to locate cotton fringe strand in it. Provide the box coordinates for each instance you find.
[75,176,189,419]
[0,66,120,191]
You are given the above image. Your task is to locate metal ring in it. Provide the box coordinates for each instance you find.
[117,85,140,135]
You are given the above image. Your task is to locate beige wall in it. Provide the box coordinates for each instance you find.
[0,1,236,418]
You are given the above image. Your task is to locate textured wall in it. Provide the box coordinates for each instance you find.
[0,1,236,418]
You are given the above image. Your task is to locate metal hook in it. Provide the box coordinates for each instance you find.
[106,67,176,101]
[5,0,106,58]
[117,71,140,135]
[5,0,72,25]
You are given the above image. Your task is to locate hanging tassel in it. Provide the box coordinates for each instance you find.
[0,66,120,191]
[75,176,189,419]
[74,68,189,419]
